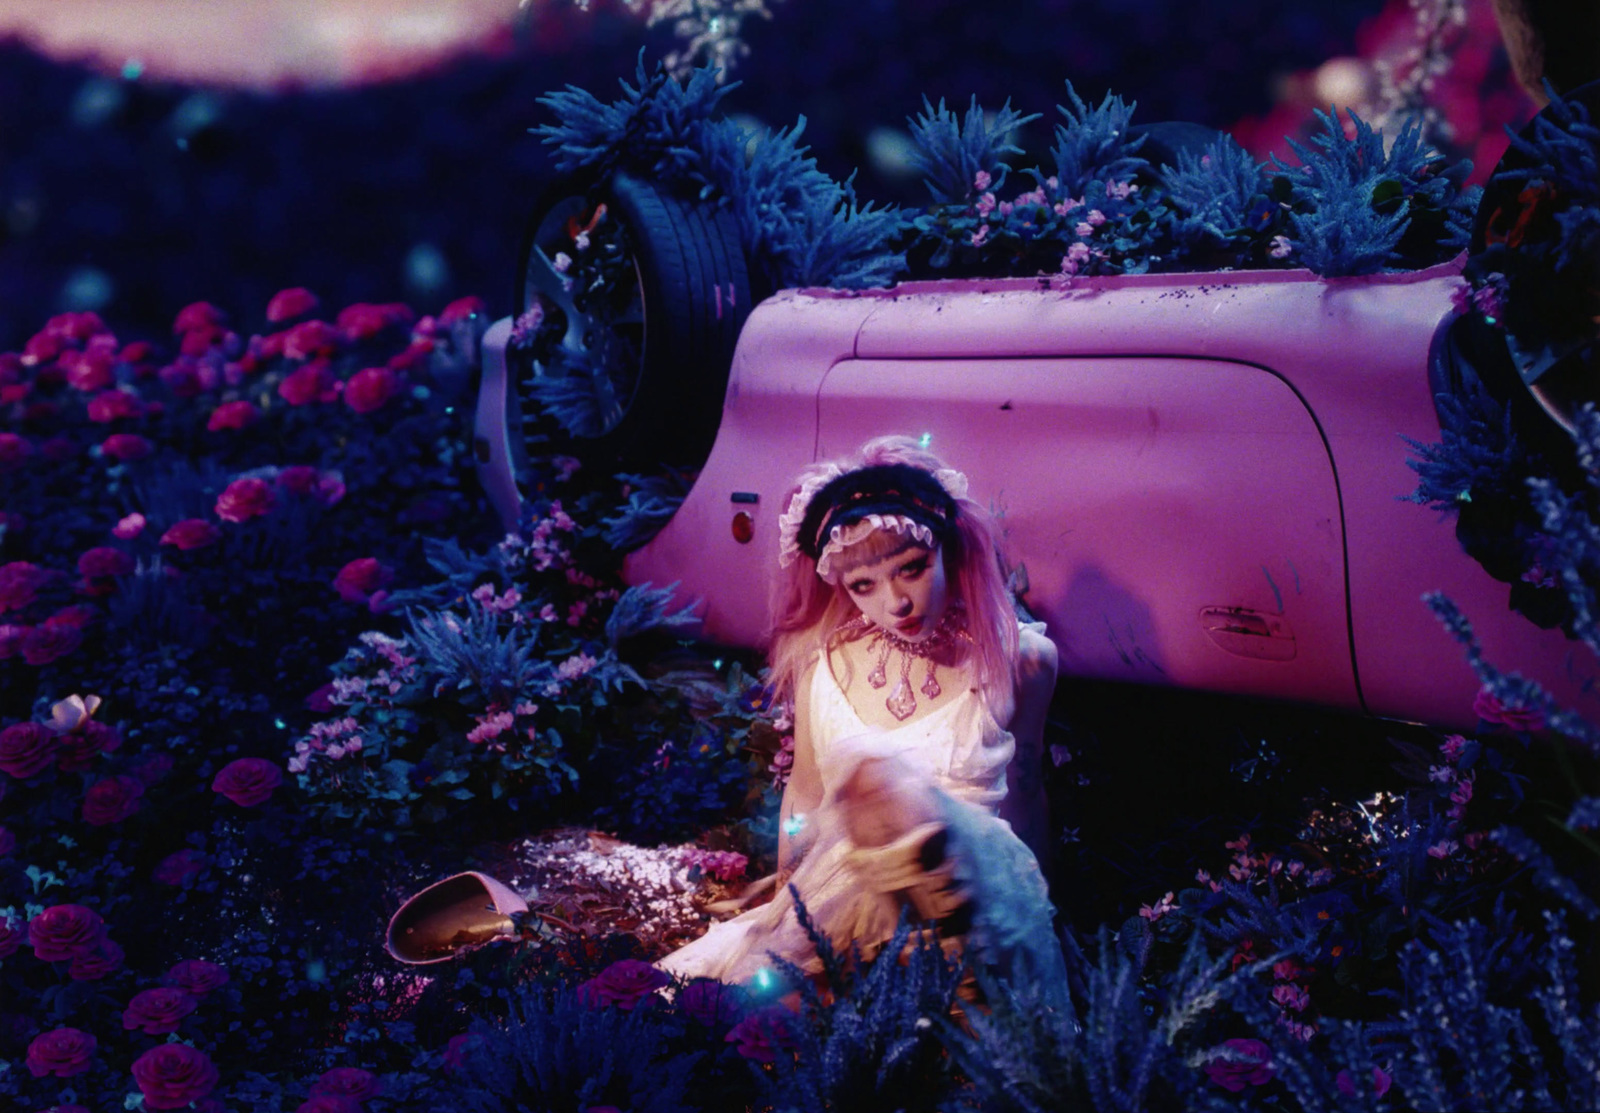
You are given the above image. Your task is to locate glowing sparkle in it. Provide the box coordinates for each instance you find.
[752,966,775,991]
[782,814,806,837]
[918,432,933,448]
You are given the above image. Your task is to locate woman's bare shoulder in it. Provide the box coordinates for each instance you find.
[1015,623,1058,691]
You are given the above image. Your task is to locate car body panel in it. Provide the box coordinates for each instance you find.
[620,263,1597,729]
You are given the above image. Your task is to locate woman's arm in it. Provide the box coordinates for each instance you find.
[999,626,1059,871]
[777,661,825,877]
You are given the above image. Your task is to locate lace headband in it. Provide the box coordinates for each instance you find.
[777,462,969,576]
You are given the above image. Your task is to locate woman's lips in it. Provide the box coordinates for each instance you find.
[894,616,923,635]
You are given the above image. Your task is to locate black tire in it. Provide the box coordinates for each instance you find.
[511,171,752,468]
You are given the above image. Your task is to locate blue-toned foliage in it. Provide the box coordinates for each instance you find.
[407,599,545,705]
[600,467,693,552]
[1051,82,1149,199]
[533,51,735,180]
[1161,135,1274,261]
[452,985,702,1113]
[1405,385,1526,512]
[905,95,1040,204]
[603,580,701,646]
[523,344,620,440]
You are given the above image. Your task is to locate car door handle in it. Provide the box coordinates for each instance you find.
[1199,606,1297,661]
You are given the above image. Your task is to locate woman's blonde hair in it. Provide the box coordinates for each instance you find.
[766,436,1019,719]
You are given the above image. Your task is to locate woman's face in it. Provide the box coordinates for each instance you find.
[839,542,949,642]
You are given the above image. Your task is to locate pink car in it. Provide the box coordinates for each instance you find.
[475,256,1595,731]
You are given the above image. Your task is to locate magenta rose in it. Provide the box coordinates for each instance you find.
[441,1032,484,1074]
[207,399,259,432]
[268,286,321,322]
[336,301,412,341]
[83,775,144,825]
[113,512,147,539]
[297,1097,364,1113]
[724,1005,800,1062]
[1205,1038,1275,1092]
[332,558,394,606]
[154,848,209,886]
[25,1027,97,1078]
[344,366,400,414]
[212,757,283,807]
[166,958,230,996]
[57,721,122,773]
[69,936,125,980]
[86,389,141,423]
[101,432,155,462]
[123,986,200,1034]
[0,624,26,660]
[160,360,205,397]
[215,477,276,523]
[0,431,32,470]
[0,913,22,958]
[0,721,61,778]
[677,978,747,1027]
[277,465,321,495]
[310,1066,381,1101]
[440,295,486,324]
[283,320,341,361]
[77,546,134,580]
[28,903,106,961]
[576,959,671,1010]
[173,301,225,335]
[62,348,114,392]
[22,623,82,665]
[160,518,222,551]
[0,560,49,611]
[121,339,156,365]
[1472,685,1547,733]
[278,361,333,406]
[131,1043,219,1110]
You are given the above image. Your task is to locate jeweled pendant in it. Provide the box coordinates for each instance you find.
[921,669,941,700]
[867,659,888,689]
[886,677,917,721]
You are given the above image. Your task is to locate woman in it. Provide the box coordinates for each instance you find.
[657,436,1060,986]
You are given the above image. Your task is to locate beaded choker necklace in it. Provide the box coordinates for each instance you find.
[842,606,970,721]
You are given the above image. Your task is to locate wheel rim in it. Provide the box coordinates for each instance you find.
[520,193,648,439]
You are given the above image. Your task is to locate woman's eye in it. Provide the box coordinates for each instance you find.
[848,580,872,595]
[901,561,927,579]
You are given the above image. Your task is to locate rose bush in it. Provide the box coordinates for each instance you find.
[25,1027,97,1078]
[131,1044,219,1110]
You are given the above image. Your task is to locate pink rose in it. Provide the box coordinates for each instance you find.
[268,287,320,322]
[337,302,413,341]
[180,327,223,356]
[101,433,154,462]
[154,848,209,886]
[1472,685,1547,732]
[131,1043,219,1110]
[62,347,114,392]
[440,295,486,324]
[310,1066,380,1101]
[207,399,259,431]
[0,913,22,958]
[283,320,341,361]
[46,309,109,342]
[120,339,156,366]
[215,477,276,523]
[22,623,83,665]
[83,775,144,825]
[46,605,96,630]
[29,903,106,961]
[173,301,225,335]
[677,978,747,1027]
[0,560,49,611]
[68,936,125,980]
[343,366,400,414]
[576,958,671,1010]
[332,558,394,605]
[387,339,434,372]
[277,465,321,495]
[0,722,60,778]
[78,546,134,579]
[212,756,283,807]
[1205,1038,1275,1092]
[0,432,32,470]
[86,389,141,423]
[278,361,333,406]
[113,512,148,538]
[166,958,230,996]
[160,518,221,550]
[123,986,200,1034]
[26,1027,97,1077]
[57,721,122,772]
[0,624,26,660]
[724,1006,799,1062]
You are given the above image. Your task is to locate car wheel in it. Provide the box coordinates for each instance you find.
[511,171,752,468]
